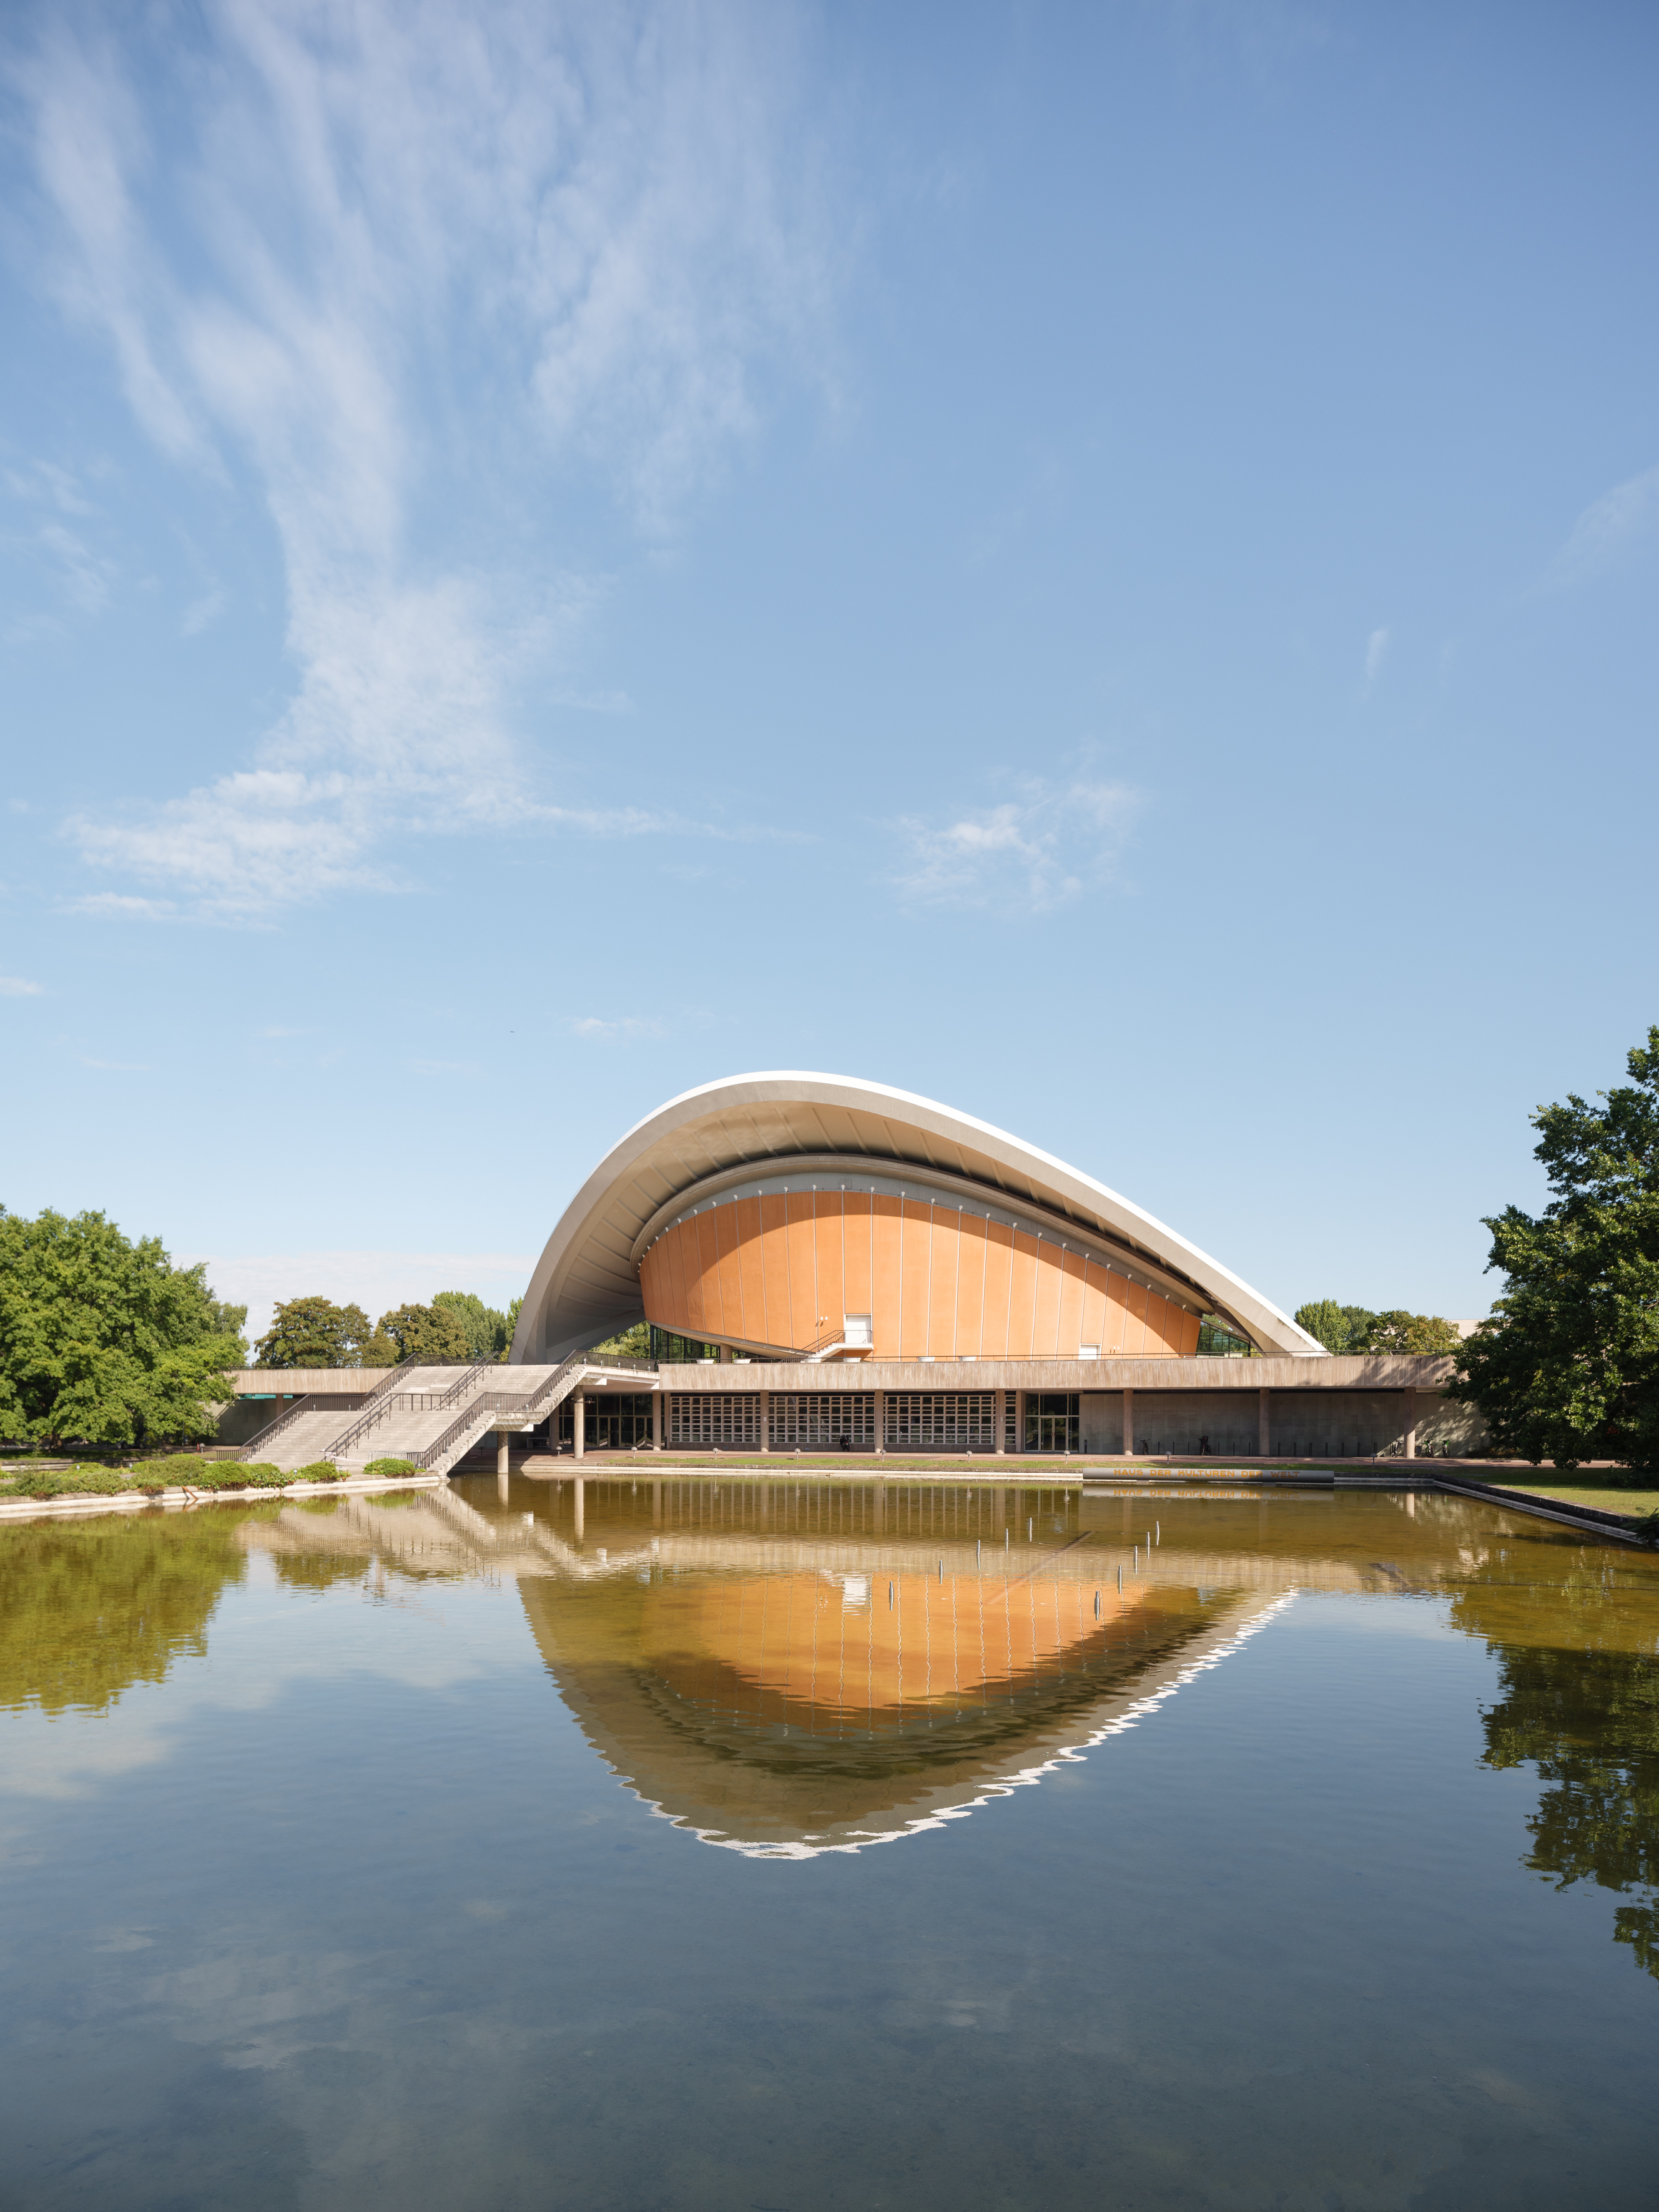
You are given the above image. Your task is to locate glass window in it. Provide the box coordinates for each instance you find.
[1025,1392,1080,1453]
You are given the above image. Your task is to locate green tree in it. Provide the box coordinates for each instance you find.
[253,1296,376,1369]
[591,1320,651,1359]
[503,1295,523,1360]
[1450,1026,1659,1473]
[1294,1300,1378,1354]
[0,1207,244,1447]
[377,1301,470,1365]
[1354,1310,1463,1354]
[432,1290,511,1360]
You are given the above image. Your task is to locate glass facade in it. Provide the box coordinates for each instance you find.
[1025,1392,1080,1452]
[1196,1315,1255,1358]
[558,1393,656,1448]
[649,1326,723,1364]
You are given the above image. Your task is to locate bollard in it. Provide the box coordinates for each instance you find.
[1094,1590,1101,1618]
[1118,1566,1123,1593]
[889,1581,894,1608]
[1156,1521,1160,1543]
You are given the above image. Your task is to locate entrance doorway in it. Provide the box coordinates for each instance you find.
[1025,1392,1080,1452]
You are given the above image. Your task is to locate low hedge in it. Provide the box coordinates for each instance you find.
[362,1457,420,1481]
[292,1460,344,1484]
[2,1457,296,1500]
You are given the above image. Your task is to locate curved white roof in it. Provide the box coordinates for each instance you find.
[511,1071,1323,1362]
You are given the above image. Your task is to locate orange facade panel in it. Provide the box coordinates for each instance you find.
[739,1203,769,1335]
[1056,1249,1087,1358]
[639,1194,1198,1362]
[842,1191,872,1329]
[898,1199,931,1357]
[955,1210,989,1355]
[870,1196,903,1357]
[1030,1239,1061,1358]
[982,1220,1013,1357]
[782,1194,817,1350]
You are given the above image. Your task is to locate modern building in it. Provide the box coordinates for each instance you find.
[511,1073,1481,1460]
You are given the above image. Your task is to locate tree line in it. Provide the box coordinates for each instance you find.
[250,1290,521,1370]
[1292,1304,1464,1355]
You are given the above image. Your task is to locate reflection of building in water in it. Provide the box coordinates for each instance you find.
[238,1478,1521,1857]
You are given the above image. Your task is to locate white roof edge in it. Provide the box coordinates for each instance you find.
[511,1071,1326,1362]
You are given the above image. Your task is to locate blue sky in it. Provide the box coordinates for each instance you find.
[3,0,1656,1340]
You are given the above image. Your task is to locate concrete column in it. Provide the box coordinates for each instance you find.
[573,1477,584,1540]
[875,1388,886,1455]
[759,1389,770,1453]
[1258,1389,1271,1459]
[652,1390,663,1452]
[573,1390,585,1460]
[1015,1389,1026,1453]
[1403,1388,1417,1460]
[995,1388,1006,1455]
[496,1428,511,1477]
[1121,1387,1134,1457]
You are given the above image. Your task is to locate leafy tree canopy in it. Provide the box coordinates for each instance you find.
[591,1320,651,1359]
[253,1295,376,1369]
[0,1207,245,1447]
[1451,1026,1659,1473]
[1295,1301,1377,1354]
[1295,1302,1460,1355]
[377,1300,471,1365]
[432,1289,512,1361]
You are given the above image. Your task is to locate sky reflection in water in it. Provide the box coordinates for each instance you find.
[2,1478,1659,2210]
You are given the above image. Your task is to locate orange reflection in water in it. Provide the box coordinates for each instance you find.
[642,1568,1136,1731]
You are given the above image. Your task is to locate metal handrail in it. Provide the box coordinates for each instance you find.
[342,1349,591,1474]
[319,1353,450,1461]
[237,1392,318,1461]
[405,1392,539,1472]
[237,1353,417,1462]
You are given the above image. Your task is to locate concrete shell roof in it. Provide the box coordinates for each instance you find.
[510,1071,1325,1362]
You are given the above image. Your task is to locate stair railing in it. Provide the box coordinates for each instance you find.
[237,1354,416,1463]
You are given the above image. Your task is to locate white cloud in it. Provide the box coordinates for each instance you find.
[180,587,224,636]
[1365,626,1389,681]
[0,974,44,995]
[1550,464,1659,584]
[15,2,834,918]
[190,1248,538,1342]
[894,780,1140,915]
[568,1014,666,1040]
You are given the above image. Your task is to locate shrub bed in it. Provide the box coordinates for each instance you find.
[362,1457,420,1481]
[292,1460,343,1484]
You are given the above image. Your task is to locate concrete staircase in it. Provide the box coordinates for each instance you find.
[237,1352,655,1480]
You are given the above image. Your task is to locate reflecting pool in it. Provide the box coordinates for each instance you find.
[4,1477,1659,2208]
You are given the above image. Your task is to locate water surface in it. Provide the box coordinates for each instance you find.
[3,1477,1658,2209]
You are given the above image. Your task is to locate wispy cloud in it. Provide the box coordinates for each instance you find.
[894,780,1140,914]
[79,1055,150,1071]
[0,973,44,996]
[1548,464,1659,585]
[13,2,834,919]
[568,1014,667,1041]
[1365,626,1390,682]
